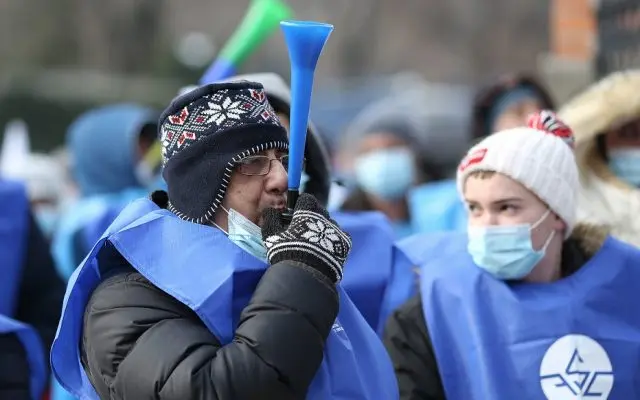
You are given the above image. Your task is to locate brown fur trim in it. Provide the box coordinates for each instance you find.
[570,222,609,258]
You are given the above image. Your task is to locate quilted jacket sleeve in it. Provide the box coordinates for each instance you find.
[81,241,338,400]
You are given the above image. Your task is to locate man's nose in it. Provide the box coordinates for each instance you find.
[265,158,288,192]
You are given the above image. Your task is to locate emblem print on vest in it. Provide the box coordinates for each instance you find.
[540,334,614,400]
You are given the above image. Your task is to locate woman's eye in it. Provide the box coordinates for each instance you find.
[467,204,481,214]
[500,204,518,213]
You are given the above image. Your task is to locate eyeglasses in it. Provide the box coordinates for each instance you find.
[236,154,291,176]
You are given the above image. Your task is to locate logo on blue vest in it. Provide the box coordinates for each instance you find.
[539,334,614,400]
[332,319,348,341]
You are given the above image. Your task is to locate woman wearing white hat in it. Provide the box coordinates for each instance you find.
[384,111,640,399]
[559,70,640,247]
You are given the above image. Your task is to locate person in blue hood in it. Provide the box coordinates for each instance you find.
[51,82,398,399]
[384,112,640,399]
[51,103,162,280]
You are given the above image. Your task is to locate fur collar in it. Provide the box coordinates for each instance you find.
[569,222,609,258]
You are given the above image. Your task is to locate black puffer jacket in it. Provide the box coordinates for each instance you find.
[1,211,65,399]
[18,212,66,357]
[0,333,31,400]
[81,239,339,399]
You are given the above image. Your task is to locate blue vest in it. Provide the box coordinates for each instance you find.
[407,180,467,234]
[52,188,147,280]
[334,211,396,332]
[0,180,29,316]
[402,232,640,399]
[51,199,398,400]
[0,315,46,400]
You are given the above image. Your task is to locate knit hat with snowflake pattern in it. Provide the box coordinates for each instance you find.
[456,110,579,238]
[159,81,288,224]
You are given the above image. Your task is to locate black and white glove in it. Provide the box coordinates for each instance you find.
[261,193,352,284]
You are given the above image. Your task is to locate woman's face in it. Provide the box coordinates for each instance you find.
[463,172,565,249]
[492,98,543,133]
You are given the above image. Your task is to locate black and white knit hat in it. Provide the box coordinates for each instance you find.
[159,81,289,224]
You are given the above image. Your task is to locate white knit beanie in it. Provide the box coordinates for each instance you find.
[456,111,579,238]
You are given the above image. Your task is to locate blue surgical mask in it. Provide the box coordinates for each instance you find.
[608,148,640,187]
[354,148,416,200]
[35,207,59,238]
[225,208,268,262]
[467,210,554,280]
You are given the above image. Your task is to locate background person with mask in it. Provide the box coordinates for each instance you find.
[0,121,69,240]
[337,86,471,237]
[15,153,67,239]
[340,118,439,238]
[471,73,555,141]
[332,94,470,332]
[559,70,640,247]
[51,103,161,281]
[384,112,640,399]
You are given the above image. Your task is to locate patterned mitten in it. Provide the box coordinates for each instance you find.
[261,193,352,283]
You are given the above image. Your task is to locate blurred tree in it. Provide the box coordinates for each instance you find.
[0,0,550,86]
[73,0,167,73]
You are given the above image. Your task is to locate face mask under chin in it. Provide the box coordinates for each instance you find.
[214,207,267,262]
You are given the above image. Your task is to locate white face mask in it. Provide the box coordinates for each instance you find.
[217,207,267,262]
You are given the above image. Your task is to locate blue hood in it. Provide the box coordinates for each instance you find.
[67,104,157,197]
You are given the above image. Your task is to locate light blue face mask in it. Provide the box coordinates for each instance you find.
[35,207,59,238]
[224,208,267,262]
[354,148,416,200]
[467,210,554,280]
[608,148,640,187]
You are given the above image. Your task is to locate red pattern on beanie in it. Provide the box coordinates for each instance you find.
[527,110,575,149]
